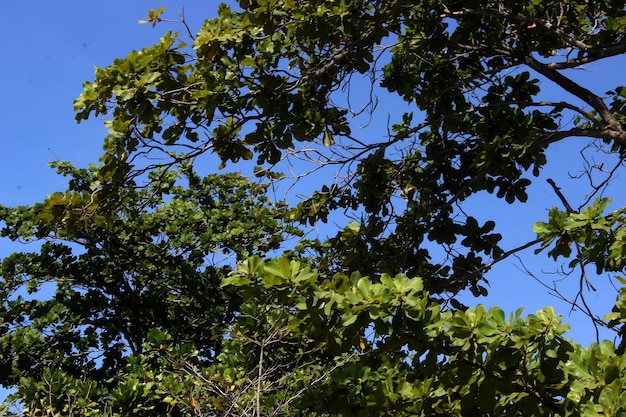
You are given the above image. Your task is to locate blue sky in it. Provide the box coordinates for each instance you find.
[0,2,215,206]
[1,0,625,374]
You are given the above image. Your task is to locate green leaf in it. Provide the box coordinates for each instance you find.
[356,277,372,298]
[323,129,335,146]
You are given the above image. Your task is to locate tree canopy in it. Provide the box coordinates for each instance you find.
[1,0,626,415]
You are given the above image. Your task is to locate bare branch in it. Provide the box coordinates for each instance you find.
[546,178,575,214]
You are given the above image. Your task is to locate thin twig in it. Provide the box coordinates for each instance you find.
[546,178,575,213]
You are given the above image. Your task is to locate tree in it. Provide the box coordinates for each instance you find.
[1,0,626,415]
[0,165,301,415]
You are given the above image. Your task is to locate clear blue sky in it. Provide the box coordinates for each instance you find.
[1,0,625,361]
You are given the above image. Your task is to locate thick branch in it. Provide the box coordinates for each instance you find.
[539,127,626,147]
[546,41,626,69]
[522,55,626,145]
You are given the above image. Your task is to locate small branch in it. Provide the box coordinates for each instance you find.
[256,343,263,417]
[574,247,600,342]
[178,8,195,40]
[546,178,575,213]
[451,238,542,288]
[545,42,626,70]
[514,255,610,331]
[577,148,626,208]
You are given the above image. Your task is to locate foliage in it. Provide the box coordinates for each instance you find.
[2,0,626,415]
[533,198,626,274]
[5,257,626,415]
[0,165,300,415]
[208,257,626,416]
[65,0,626,296]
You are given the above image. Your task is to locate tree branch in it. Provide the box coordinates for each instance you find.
[449,238,542,291]
[540,127,626,146]
[545,41,626,69]
[546,178,575,213]
[521,55,626,146]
